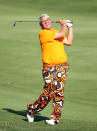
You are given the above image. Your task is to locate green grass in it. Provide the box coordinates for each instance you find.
[0,0,97,130]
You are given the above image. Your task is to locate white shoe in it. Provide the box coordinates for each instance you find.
[45,119,59,125]
[27,113,34,122]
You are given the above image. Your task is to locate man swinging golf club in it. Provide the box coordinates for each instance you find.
[27,14,73,125]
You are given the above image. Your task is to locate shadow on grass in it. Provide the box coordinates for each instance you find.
[3,108,49,122]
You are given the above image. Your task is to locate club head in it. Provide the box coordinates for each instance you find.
[13,21,16,27]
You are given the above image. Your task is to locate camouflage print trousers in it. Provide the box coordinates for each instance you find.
[27,63,69,121]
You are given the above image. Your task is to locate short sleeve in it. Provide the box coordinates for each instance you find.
[39,29,57,44]
[58,36,67,42]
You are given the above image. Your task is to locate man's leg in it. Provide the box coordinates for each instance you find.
[51,81,65,121]
[45,80,65,125]
[27,66,55,122]
[27,84,55,116]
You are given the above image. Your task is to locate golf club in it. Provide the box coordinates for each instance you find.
[13,20,73,27]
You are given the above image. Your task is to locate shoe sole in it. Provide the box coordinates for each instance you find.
[45,120,54,125]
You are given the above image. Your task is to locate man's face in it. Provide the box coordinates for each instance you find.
[41,18,51,29]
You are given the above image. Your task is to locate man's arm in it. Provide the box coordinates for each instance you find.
[54,20,67,39]
[63,27,73,46]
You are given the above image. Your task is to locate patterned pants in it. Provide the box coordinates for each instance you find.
[27,63,69,121]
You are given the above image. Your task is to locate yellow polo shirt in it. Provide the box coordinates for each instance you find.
[39,28,67,64]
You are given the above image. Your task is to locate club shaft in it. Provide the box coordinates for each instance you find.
[14,20,72,23]
[13,20,73,27]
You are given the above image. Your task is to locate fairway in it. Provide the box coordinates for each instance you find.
[0,0,97,130]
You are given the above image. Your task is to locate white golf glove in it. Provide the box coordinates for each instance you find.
[66,20,73,28]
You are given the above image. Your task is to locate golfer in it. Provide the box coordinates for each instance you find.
[27,14,73,125]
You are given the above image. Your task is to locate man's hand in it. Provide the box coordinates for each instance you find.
[66,20,73,28]
[56,20,67,26]
[56,20,73,27]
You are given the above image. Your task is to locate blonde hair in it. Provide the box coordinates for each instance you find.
[39,14,50,27]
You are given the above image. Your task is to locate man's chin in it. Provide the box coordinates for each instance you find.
[42,25,51,30]
[47,28,51,30]
[46,26,51,30]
